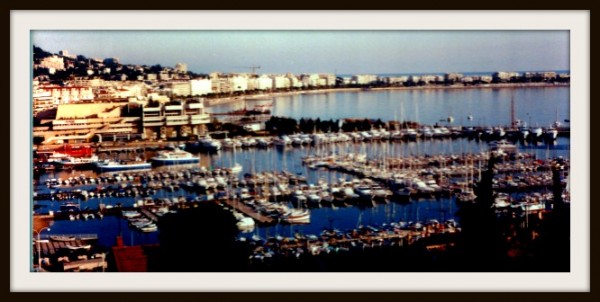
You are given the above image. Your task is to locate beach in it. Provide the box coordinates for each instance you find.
[204,82,569,107]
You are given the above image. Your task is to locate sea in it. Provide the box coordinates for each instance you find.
[34,86,570,248]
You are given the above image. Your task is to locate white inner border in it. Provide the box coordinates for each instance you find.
[11,10,590,292]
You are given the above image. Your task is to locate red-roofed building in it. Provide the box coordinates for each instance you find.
[111,236,158,272]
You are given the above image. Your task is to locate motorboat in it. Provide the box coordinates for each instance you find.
[95,158,151,172]
[151,149,199,165]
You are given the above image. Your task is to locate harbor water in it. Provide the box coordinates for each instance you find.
[34,87,570,248]
[209,87,570,127]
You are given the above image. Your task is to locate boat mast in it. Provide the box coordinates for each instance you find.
[511,93,515,128]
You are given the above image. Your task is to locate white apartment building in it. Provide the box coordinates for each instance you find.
[352,74,378,85]
[39,56,65,71]
[301,74,320,87]
[320,74,336,87]
[493,71,519,82]
[420,75,437,84]
[385,76,409,85]
[33,85,94,104]
[190,79,212,96]
[257,75,273,90]
[166,81,192,96]
[272,75,291,89]
[230,76,248,92]
[286,74,303,88]
[142,99,210,139]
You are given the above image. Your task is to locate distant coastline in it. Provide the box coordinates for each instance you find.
[204,82,570,107]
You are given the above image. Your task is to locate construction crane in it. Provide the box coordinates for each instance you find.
[233,65,261,74]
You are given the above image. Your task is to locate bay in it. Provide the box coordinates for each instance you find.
[209,87,570,127]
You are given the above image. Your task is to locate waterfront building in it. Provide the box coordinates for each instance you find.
[300,74,320,87]
[420,75,437,84]
[257,75,273,90]
[34,102,141,144]
[352,74,378,85]
[444,73,464,83]
[246,76,258,91]
[409,75,421,84]
[272,75,291,89]
[34,97,211,143]
[141,99,210,140]
[165,80,192,97]
[210,76,229,93]
[558,73,570,80]
[286,74,303,88]
[480,75,493,83]
[230,75,249,92]
[493,71,511,82]
[190,78,212,96]
[385,76,409,85]
[539,71,558,80]
[320,74,336,87]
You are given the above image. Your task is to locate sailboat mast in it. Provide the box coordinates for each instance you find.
[510,93,515,127]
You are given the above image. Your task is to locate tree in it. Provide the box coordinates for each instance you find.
[156,202,248,271]
[455,154,508,271]
[150,64,163,74]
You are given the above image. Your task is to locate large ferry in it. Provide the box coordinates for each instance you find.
[95,159,152,172]
[151,149,200,165]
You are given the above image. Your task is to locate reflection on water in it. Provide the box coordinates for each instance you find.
[209,87,570,127]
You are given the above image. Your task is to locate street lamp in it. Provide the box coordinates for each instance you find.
[33,227,50,272]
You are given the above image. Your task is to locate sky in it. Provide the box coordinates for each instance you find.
[32,31,570,75]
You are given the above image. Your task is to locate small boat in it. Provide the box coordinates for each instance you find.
[139,224,158,232]
[236,217,256,232]
[282,208,311,224]
[95,158,152,172]
[55,155,99,168]
[544,127,559,141]
[489,140,517,153]
[229,163,243,174]
[151,148,200,165]
[50,235,76,242]
[530,126,543,139]
[65,244,92,250]
[199,135,222,151]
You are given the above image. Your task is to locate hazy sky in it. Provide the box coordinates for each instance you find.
[32,31,569,75]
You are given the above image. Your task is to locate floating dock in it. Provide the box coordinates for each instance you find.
[222,199,274,225]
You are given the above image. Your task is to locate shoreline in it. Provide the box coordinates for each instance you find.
[204,82,569,107]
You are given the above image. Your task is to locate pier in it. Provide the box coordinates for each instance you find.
[139,208,159,222]
[222,199,275,225]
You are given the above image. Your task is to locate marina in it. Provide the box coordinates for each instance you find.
[33,130,569,249]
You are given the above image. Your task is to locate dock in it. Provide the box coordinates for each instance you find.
[222,199,274,225]
[139,208,159,222]
[35,237,97,258]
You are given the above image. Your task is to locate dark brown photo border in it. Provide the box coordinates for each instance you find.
[4,4,594,302]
